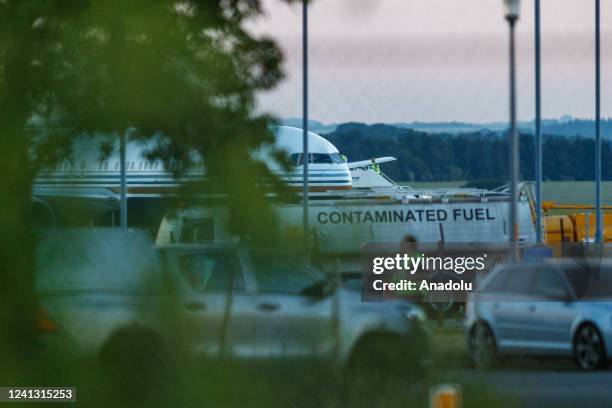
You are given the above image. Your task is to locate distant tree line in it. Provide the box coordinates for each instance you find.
[542,118,612,139]
[326,123,612,182]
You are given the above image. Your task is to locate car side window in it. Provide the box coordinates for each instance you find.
[179,251,245,292]
[250,252,320,294]
[563,263,612,299]
[531,267,568,298]
[501,267,535,294]
[484,269,509,291]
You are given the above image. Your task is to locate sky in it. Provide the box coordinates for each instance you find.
[246,0,612,124]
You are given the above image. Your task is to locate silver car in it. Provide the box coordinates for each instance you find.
[36,229,429,375]
[465,258,612,370]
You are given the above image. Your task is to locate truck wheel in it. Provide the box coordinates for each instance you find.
[99,326,173,400]
[425,300,460,319]
[424,272,460,318]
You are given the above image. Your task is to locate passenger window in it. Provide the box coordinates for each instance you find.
[250,252,321,294]
[484,270,509,292]
[531,268,568,298]
[562,263,612,299]
[179,252,244,292]
[501,266,535,294]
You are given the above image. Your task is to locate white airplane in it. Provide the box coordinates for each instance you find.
[33,126,397,200]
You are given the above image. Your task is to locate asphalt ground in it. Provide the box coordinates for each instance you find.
[454,361,612,408]
[432,321,612,408]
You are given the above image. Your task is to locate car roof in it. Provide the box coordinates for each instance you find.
[495,258,612,267]
[541,258,612,269]
[155,242,237,250]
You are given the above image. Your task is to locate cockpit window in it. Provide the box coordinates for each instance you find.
[312,154,334,164]
[329,153,346,163]
[289,153,301,165]
[289,153,345,165]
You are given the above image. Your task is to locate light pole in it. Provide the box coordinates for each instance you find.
[302,0,310,259]
[120,131,127,230]
[534,0,543,244]
[504,0,521,261]
[595,0,603,245]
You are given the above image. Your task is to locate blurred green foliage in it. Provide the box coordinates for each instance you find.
[0,0,298,368]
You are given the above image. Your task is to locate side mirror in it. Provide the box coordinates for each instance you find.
[301,280,334,299]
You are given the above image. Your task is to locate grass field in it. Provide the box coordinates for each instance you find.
[430,322,470,369]
[2,320,510,408]
[405,181,612,207]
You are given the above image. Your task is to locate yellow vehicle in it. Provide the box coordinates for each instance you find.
[542,202,612,245]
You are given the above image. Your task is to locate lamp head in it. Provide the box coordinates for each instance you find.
[504,0,520,21]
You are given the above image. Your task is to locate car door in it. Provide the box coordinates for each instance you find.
[489,265,537,348]
[248,251,335,365]
[525,265,575,353]
[170,248,257,359]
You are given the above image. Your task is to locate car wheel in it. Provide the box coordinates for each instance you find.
[574,323,607,371]
[468,322,497,369]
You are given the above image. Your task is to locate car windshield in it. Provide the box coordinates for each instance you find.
[342,279,362,292]
[36,230,162,292]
